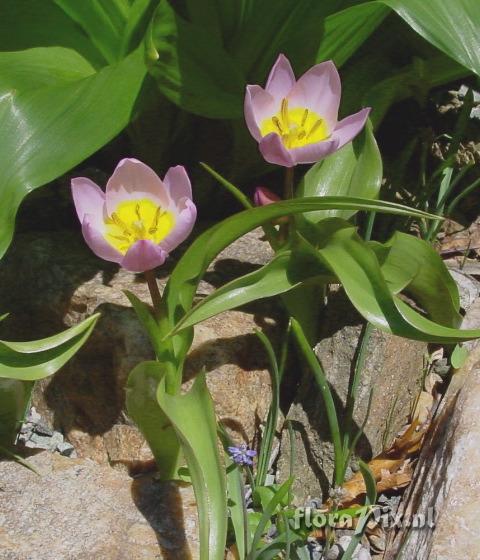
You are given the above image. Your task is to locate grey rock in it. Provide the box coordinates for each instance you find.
[385,301,480,560]
[277,290,426,503]
[449,268,480,311]
[0,451,199,559]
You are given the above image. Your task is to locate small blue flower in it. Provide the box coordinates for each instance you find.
[228,444,257,466]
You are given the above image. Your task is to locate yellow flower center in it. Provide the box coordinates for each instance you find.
[260,98,329,149]
[104,198,175,254]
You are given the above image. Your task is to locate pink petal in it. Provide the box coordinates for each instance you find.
[258,134,295,167]
[105,158,169,214]
[244,85,276,141]
[120,239,168,273]
[265,54,296,101]
[163,165,192,201]
[71,178,105,228]
[288,138,340,165]
[254,186,281,206]
[287,61,341,129]
[332,108,371,149]
[160,198,197,253]
[81,215,122,264]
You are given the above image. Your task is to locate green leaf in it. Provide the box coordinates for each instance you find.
[0,0,106,67]
[381,0,480,77]
[248,478,293,560]
[359,459,377,506]
[125,361,182,480]
[149,1,245,118]
[53,0,129,64]
[0,314,99,380]
[164,196,437,334]
[157,370,228,560]
[171,246,331,334]
[0,46,146,259]
[0,313,99,446]
[297,120,383,223]
[0,379,33,447]
[451,344,469,369]
[369,232,462,328]
[0,442,40,475]
[316,2,389,67]
[254,329,285,488]
[53,0,157,62]
[314,219,480,342]
[226,461,249,559]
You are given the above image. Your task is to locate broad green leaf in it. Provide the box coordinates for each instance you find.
[148,1,387,118]
[0,314,99,380]
[314,219,480,342]
[149,1,245,118]
[53,0,157,62]
[53,0,129,63]
[0,46,146,259]
[298,121,383,222]
[316,2,389,67]
[164,196,435,356]
[381,0,480,77]
[369,232,462,328]
[171,247,331,334]
[0,0,105,67]
[157,371,228,560]
[125,361,182,480]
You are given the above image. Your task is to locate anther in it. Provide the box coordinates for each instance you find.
[281,98,290,126]
[301,108,309,127]
[308,118,324,138]
[272,116,284,135]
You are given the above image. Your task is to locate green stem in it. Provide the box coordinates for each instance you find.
[341,322,373,474]
[291,318,343,487]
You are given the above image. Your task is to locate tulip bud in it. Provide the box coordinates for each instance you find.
[253,186,281,207]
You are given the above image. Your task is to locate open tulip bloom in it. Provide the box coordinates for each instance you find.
[245,54,371,167]
[72,159,197,273]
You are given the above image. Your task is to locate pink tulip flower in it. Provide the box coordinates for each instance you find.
[71,158,197,273]
[244,54,371,167]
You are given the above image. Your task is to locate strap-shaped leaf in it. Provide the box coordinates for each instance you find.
[370,232,461,328]
[171,245,331,334]
[164,197,437,339]
[298,120,383,222]
[156,370,228,560]
[0,313,99,446]
[0,314,99,380]
[125,361,182,480]
[315,219,480,342]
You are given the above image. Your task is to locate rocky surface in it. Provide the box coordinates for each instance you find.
[384,301,480,560]
[277,290,426,503]
[0,452,199,560]
[0,228,278,465]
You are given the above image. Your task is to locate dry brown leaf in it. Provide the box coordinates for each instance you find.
[331,420,428,508]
